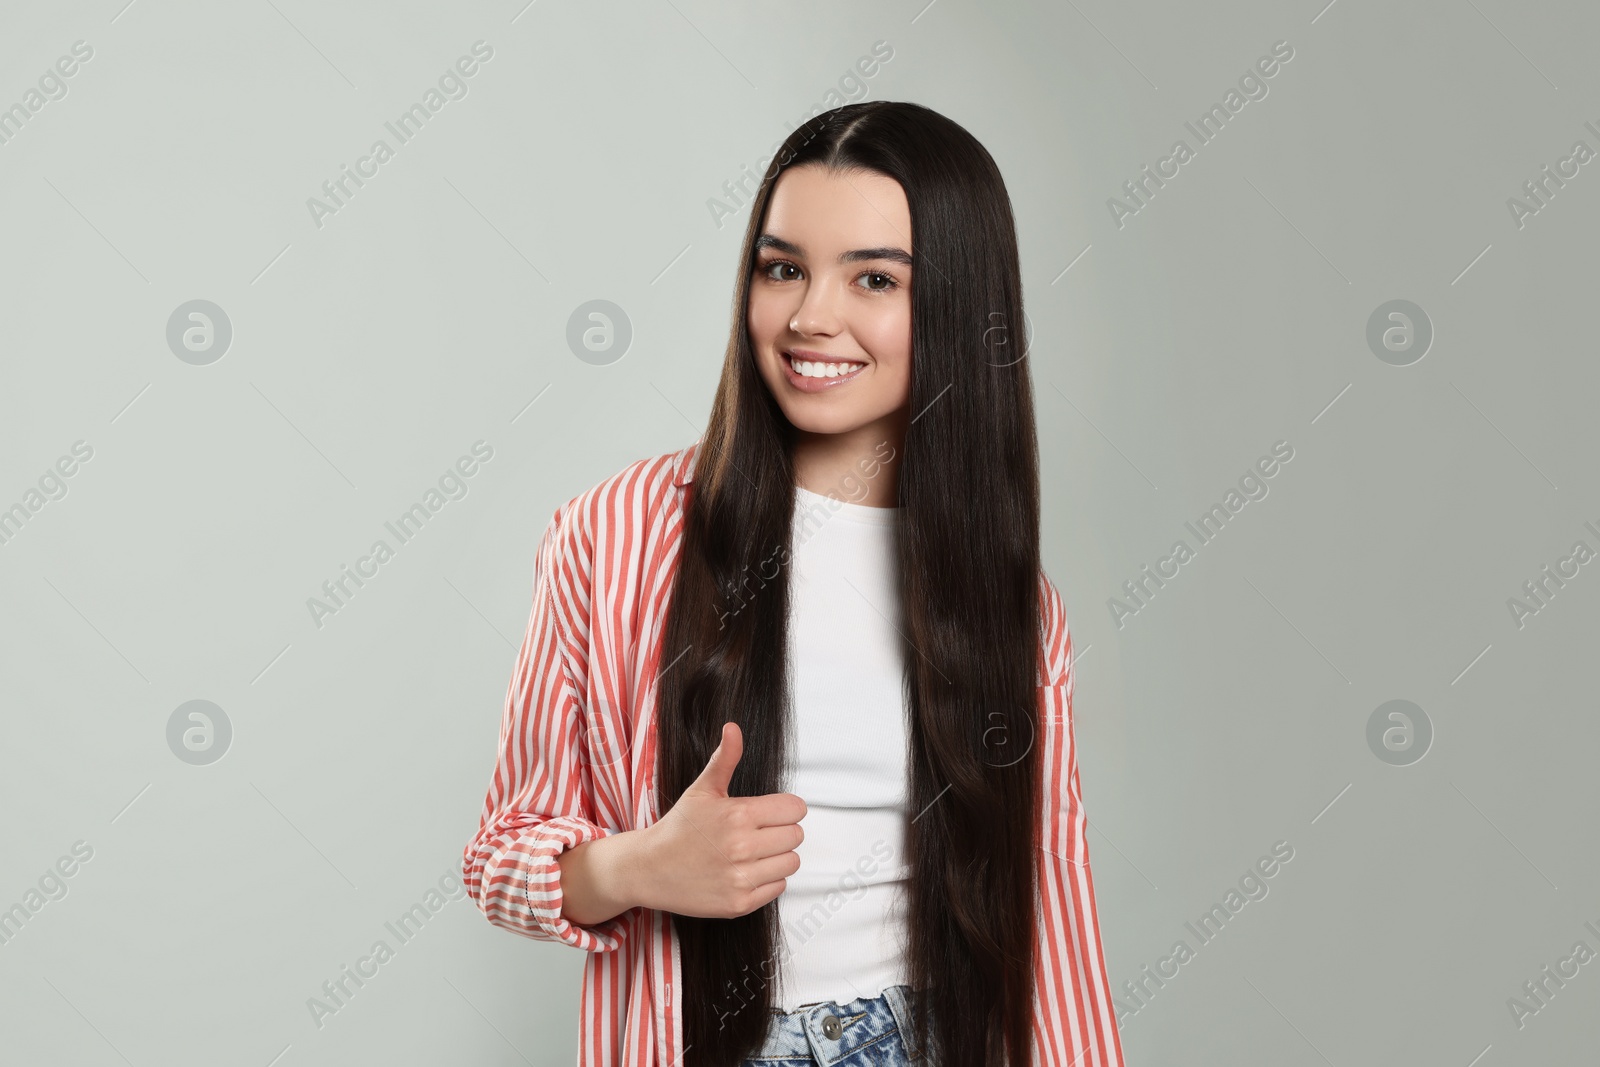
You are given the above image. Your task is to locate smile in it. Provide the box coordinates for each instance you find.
[783,351,867,390]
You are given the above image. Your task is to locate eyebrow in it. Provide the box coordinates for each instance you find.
[753,233,913,268]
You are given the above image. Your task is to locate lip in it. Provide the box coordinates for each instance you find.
[782,349,867,393]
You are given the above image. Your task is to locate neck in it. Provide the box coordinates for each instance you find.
[790,415,906,507]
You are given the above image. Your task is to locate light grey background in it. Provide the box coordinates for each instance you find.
[2,1,1596,1064]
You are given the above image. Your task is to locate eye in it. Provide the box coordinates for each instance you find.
[858,270,897,293]
[758,259,802,282]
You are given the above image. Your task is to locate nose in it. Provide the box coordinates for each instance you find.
[788,278,842,338]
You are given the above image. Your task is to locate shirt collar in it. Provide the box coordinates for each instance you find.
[671,438,699,487]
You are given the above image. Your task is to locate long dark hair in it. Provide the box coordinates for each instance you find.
[655,100,1044,1067]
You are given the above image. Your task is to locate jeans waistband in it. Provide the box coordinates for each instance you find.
[755,984,929,1064]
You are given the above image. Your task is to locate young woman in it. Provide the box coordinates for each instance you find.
[462,101,1124,1067]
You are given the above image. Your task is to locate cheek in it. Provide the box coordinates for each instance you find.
[855,303,913,367]
[746,287,787,341]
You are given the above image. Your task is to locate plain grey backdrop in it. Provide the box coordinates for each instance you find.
[3,0,1597,1064]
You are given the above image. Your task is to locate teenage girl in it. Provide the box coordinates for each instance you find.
[464,101,1125,1067]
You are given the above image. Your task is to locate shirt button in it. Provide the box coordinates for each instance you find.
[821,1014,842,1039]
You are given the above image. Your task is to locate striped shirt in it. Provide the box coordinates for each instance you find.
[460,439,1126,1067]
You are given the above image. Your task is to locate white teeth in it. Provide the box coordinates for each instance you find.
[790,356,864,379]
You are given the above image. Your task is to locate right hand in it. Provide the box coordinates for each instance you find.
[634,722,807,919]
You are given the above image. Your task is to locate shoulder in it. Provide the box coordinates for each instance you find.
[538,441,696,577]
[1036,569,1072,687]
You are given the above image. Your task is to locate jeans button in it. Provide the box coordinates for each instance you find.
[820,1014,842,1039]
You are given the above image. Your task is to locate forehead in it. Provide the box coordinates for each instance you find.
[763,165,911,254]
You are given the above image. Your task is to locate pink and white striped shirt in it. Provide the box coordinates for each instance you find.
[461,439,1126,1067]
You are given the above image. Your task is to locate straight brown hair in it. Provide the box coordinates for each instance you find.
[655,100,1044,1067]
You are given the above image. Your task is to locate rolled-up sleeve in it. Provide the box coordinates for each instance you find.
[1033,574,1126,1067]
[461,506,631,953]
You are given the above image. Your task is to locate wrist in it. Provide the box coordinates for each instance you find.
[557,827,645,927]
[609,824,653,913]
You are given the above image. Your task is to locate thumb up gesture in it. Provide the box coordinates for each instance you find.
[635,722,807,919]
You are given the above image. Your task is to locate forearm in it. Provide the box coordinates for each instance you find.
[557,827,650,926]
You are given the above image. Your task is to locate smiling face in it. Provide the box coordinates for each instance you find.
[747,165,914,452]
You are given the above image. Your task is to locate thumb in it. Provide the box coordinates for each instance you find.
[690,722,741,797]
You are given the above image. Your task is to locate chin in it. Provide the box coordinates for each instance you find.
[782,407,885,437]
[778,406,845,434]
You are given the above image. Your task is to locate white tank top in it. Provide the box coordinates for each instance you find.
[773,483,912,1010]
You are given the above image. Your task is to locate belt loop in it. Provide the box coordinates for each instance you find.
[884,984,917,1056]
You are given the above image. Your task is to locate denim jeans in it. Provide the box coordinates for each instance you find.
[740,984,934,1066]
